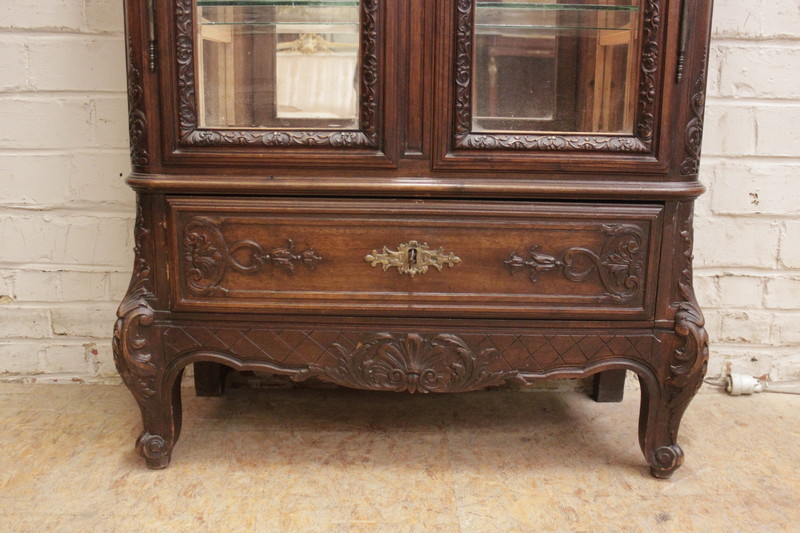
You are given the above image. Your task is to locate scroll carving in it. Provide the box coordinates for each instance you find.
[113,204,156,402]
[681,53,708,176]
[504,224,646,303]
[666,213,709,435]
[183,217,323,296]
[127,35,149,167]
[453,0,659,153]
[175,0,378,148]
[309,333,514,393]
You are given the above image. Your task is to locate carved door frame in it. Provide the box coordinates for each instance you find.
[157,0,394,168]
[433,0,675,173]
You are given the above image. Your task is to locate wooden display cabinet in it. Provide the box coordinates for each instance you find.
[118,0,713,478]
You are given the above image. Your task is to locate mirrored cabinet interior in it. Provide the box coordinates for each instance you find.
[118,0,714,477]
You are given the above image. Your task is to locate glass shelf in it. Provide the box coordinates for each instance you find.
[476,1,638,34]
[476,2,639,12]
[197,1,358,6]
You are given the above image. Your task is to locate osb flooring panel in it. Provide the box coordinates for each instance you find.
[0,384,798,532]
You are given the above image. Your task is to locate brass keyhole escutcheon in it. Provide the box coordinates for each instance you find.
[365,240,461,278]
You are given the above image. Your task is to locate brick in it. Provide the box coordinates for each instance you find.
[0,0,84,32]
[61,216,133,266]
[694,218,780,268]
[694,274,721,308]
[701,309,723,346]
[701,105,756,156]
[764,278,800,310]
[0,344,42,374]
[15,270,109,302]
[0,215,68,263]
[718,46,800,99]
[711,0,762,38]
[0,215,133,266]
[0,308,51,339]
[719,311,773,345]
[51,304,117,338]
[0,154,72,206]
[109,272,132,301]
[713,349,776,381]
[0,96,128,150]
[772,313,800,345]
[86,342,117,377]
[710,161,800,216]
[718,276,764,308]
[0,273,15,300]
[760,0,800,38]
[84,0,125,34]
[69,152,135,206]
[755,106,800,157]
[780,221,800,268]
[43,344,91,374]
[59,272,109,301]
[12,271,61,302]
[27,36,126,92]
[0,38,29,92]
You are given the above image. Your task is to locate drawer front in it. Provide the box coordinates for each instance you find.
[168,198,663,319]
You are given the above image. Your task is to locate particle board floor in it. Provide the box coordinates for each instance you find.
[0,383,798,532]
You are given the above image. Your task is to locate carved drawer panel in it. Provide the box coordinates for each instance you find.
[168,198,663,319]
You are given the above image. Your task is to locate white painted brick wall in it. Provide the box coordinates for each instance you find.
[694,1,800,383]
[0,1,798,386]
[0,1,132,383]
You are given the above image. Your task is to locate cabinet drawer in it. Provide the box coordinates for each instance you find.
[168,198,663,319]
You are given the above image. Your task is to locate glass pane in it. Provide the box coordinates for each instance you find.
[473,1,641,134]
[195,0,360,130]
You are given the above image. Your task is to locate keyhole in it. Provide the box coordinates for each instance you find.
[408,248,418,266]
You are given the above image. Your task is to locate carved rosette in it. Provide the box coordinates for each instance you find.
[681,53,708,176]
[309,333,515,393]
[505,224,645,303]
[175,0,378,148]
[453,0,657,153]
[183,217,323,296]
[126,35,149,167]
[113,203,156,403]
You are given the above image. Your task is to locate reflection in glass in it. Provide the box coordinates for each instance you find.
[195,0,360,130]
[473,0,641,134]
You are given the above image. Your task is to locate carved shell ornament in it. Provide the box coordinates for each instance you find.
[310,333,513,393]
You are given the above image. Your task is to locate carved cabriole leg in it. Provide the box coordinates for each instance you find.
[113,199,182,469]
[641,203,709,479]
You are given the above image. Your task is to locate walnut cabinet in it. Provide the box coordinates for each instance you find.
[118,0,712,478]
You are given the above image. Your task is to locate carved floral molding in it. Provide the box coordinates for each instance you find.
[453,0,660,153]
[504,223,646,303]
[113,203,156,403]
[174,0,378,148]
[183,217,323,296]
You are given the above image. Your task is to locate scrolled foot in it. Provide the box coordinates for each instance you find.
[136,432,171,469]
[649,444,684,479]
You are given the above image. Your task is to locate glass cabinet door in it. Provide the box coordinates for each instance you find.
[450,0,662,157]
[172,0,380,152]
[196,0,360,130]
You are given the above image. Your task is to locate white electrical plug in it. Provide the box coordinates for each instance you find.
[725,373,765,395]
